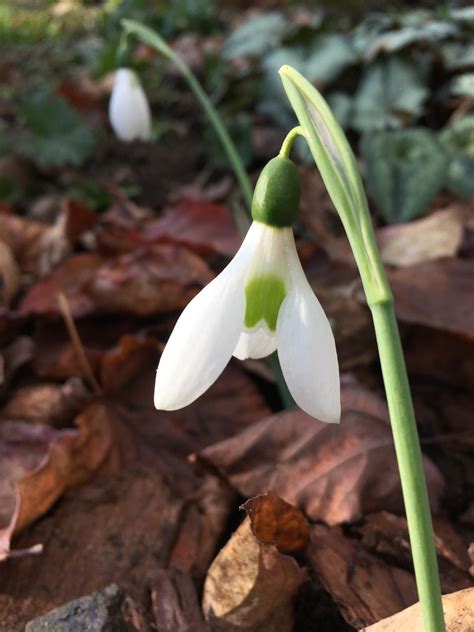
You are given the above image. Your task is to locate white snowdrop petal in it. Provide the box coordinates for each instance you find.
[154,222,262,410]
[277,231,340,423]
[109,68,152,142]
[233,327,277,360]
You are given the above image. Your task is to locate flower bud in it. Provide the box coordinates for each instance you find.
[251,156,301,228]
[109,68,151,142]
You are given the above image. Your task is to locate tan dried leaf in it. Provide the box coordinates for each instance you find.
[202,517,306,631]
[360,587,474,632]
[378,207,464,267]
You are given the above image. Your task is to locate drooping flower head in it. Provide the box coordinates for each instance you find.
[154,156,340,422]
[109,68,152,142]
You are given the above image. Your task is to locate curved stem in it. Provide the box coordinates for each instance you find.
[121,19,253,210]
[279,126,304,159]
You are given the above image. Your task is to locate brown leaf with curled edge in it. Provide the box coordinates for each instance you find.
[378,207,464,267]
[202,517,306,632]
[361,587,474,632]
[99,334,159,394]
[99,198,240,258]
[0,402,116,560]
[243,491,310,554]
[19,246,213,317]
[309,524,417,629]
[198,382,443,526]
[0,421,78,560]
[388,258,474,340]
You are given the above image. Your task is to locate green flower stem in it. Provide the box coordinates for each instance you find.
[279,126,304,159]
[121,19,253,210]
[121,21,294,410]
[279,65,445,632]
[371,301,445,632]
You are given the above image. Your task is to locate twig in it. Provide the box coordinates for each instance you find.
[57,292,102,395]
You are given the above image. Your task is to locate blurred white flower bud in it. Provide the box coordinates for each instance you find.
[109,68,151,142]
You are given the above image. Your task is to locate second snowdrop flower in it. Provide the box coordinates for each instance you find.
[109,68,152,142]
[154,156,340,422]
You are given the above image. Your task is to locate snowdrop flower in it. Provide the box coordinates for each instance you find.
[109,68,152,141]
[154,156,340,422]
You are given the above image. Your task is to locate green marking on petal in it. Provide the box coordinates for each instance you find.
[244,275,287,331]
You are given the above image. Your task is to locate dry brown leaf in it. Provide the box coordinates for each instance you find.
[0,421,78,560]
[0,378,91,426]
[0,212,48,274]
[378,207,464,267]
[0,402,116,560]
[388,259,474,339]
[99,334,159,393]
[0,240,20,306]
[19,246,213,317]
[0,201,95,278]
[357,512,474,596]
[243,491,310,554]
[359,512,471,573]
[360,587,474,631]
[136,198,240,257]
[197,382,443,525]
[309,524,417,628]
[202,517,306,631]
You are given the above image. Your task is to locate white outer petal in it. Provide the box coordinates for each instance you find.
[154,223,262,410]
[276,231,340,423]
[109,68,152,142]
[233,327,277,360]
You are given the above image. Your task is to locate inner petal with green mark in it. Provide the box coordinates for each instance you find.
[244,274,288,331]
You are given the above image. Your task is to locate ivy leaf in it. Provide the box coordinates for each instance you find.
[15,94,94,167]
[450,73,474,97]
[361,128,449,224]
[367,20,458,56]
[450,7,474,23]
[223,12,292,60]
[439,115,474,198]
[352,57,428,132]
[440,42,474,71]
[259,36,356,129]
[304,34,357,84]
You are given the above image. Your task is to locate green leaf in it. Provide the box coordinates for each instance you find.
[367,20,458,56]
[439,115,474,198]
[223,12,291,60]
[279,65,390,304]
[15,94,94,167]
[450,7,474,23]
[361,128,449,224]
[352,57,428,132]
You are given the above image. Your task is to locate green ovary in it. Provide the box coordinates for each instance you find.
[244,275,287,331]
